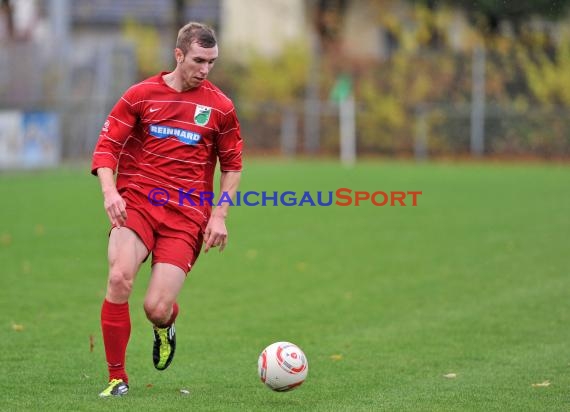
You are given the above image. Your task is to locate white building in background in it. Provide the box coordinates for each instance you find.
[341,0,384,60]
[218,0,404,62]
[219,0,308,59]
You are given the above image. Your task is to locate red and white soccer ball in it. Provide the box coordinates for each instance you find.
[258,341,308,391]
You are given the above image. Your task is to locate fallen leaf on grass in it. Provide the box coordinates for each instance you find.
[443,373,457,379]
[146,384,153,388]
[245,249,258,259]
[296,262,307,272]
[531,381,551,388]
[0,233,11,246]
[21,261,31,274]
[12,323,24,331]
[35,224,45,236]
[330,354,343,361]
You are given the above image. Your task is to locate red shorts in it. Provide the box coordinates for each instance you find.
[118,189,204,273]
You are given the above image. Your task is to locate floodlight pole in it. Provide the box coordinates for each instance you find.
[48,0,70,162]
[470,45,486,156]
[49,0,70,105]
[304,4,322,155]
[50,0,70,47]
[339,94,356,166]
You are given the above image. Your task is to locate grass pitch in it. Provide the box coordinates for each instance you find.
[0,159,569,411]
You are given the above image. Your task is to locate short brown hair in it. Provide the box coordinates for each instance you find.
[176,22,217,54]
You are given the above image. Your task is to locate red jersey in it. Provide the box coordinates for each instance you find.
[91,72,243,226]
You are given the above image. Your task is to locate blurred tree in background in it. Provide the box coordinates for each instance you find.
[424,0,570,34]
[351,1,570,157]
[229,42,309,114]
[122,18,163,78]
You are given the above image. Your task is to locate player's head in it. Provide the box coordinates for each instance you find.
[174,22,218,88]
[176,22,217,54]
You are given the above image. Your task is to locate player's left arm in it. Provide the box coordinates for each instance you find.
[204,105,243,253]
[203,171,241,253]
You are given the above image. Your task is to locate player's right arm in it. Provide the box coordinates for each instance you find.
[91,86,140,227]
[97,167,127,227]
[91,92,138,174]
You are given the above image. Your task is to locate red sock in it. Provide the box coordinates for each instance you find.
[166,302,179,326]
[101,299,131,383]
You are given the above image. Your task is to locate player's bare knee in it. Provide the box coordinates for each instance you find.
[107,267,134,297]
[143,300,170,325]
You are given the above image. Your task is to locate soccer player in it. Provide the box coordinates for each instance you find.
[91,22,242,397]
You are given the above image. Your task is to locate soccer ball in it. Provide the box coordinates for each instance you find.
[258,341,308,391]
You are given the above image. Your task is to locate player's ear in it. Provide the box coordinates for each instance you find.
[174,48,184,64]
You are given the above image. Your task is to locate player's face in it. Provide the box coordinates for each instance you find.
[177,42,218,89]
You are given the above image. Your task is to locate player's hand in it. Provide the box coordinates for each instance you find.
[103,189,127,227]
[203,215,228,253]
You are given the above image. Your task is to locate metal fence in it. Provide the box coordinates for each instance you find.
[240,100,570,160]
[0,38,136,161]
